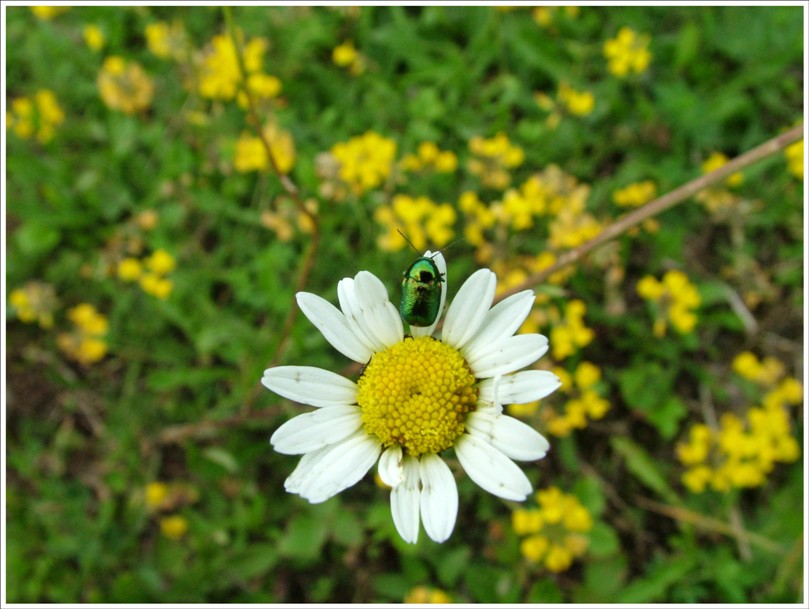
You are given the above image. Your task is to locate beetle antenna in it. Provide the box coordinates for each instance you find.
[397,229,420,254]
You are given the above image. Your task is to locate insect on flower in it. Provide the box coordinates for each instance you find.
[400,253,445,327]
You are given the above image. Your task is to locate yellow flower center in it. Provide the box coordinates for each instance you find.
[357,336,478,457]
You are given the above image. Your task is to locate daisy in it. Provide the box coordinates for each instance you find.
[262,252,560,544]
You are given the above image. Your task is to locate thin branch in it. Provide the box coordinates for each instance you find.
[495,124,804,304]
[633,494,785,555]
[222,7,321,371]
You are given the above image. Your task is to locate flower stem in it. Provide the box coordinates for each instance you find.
[222,6,321,372]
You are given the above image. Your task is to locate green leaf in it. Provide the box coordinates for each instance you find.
[588,521,621,558]
[610,437,679,504]
[615,554,697,603]
[276,510,330,561]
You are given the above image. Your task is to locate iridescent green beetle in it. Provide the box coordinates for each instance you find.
[400,254,445,327]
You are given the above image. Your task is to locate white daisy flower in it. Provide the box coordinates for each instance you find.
[262,252,560,544]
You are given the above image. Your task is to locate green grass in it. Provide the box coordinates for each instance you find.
[4,4,805,603]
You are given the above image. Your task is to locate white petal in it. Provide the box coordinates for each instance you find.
[284,431,381,503]
[441,269,497,350]
[354,271,404,348]
[262,366,358,407]
[462,290,535,362]
[391,456,421,544]
[478,370,561,406]
[338,277,386,353]
[454,434,533,501]
[410,251,447,338]
[378,445,405,487]
[296,292,373,364]
[466,411,550,461]
[419,454,458,543]
[468,334,549,379]
[270,405,362,455]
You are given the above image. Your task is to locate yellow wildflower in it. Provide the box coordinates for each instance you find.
[403,586,452,604]
[7,90,65,143]
[332,40,365,75]
[9,281,58,329]
[636,270,700,337]
[117,257,143,282]
[550,300,594,360]
[558,82,595,116]
[677,406,800,494]
[198,33,267,100]
[83,25,105,52]
[514,486,593,572]
[233,123,296,174]
[329,131,397,196]
[30,6,70,20]
[140,273,173,300]
[97,56,154,115]
[145,482,170,511]
[468,132,524,189]
[159,515,189,540]
[374,194,456,252]
[613,180,656,207]
[732,351,784,387]
[58,303,109,364]
[603,27,652,77]
[400,141,458,173]
[702,152,743,188]
[784,140,803,180]
[145,249,176,275]
[541,361,609,437]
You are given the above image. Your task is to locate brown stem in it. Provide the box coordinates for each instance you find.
[223,7,321,371]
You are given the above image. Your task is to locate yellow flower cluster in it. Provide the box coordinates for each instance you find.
[83,24,105,52]
[513,486,593,572]
[695,152,744,214]
[57,303,109,365]
[532,6,579,27]
[145,21,187,61]
[547,194,602,250]
[117,248,175,300]
[374,194,456,252]
[732,351,803,411]
[612,180,660,232]
[636,270,701,337]
[403,586,452,604]
[732,351,785,386]
[784,140,803,180]
[677,408,800,494]
[7,89,65,143]
[30,6,70,20]
[9,281,58,329]
[329,131,397,196]
[400,141,458,174]
[541,362,610,437]
[461,165,593,256]
[332,41,365,75]
[468,132,525,189]
[97,56,154,115]
[197,32,281,108]
[233,123,296,174]
[549,299,594,360]
[535,82,595,129]
[603,27,652,77]
[145,481,197,541]
[613,180,656,207]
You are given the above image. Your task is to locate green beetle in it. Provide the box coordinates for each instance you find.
[400,254,445,327]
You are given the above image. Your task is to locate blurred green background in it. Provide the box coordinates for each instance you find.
[4,4,804,603]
